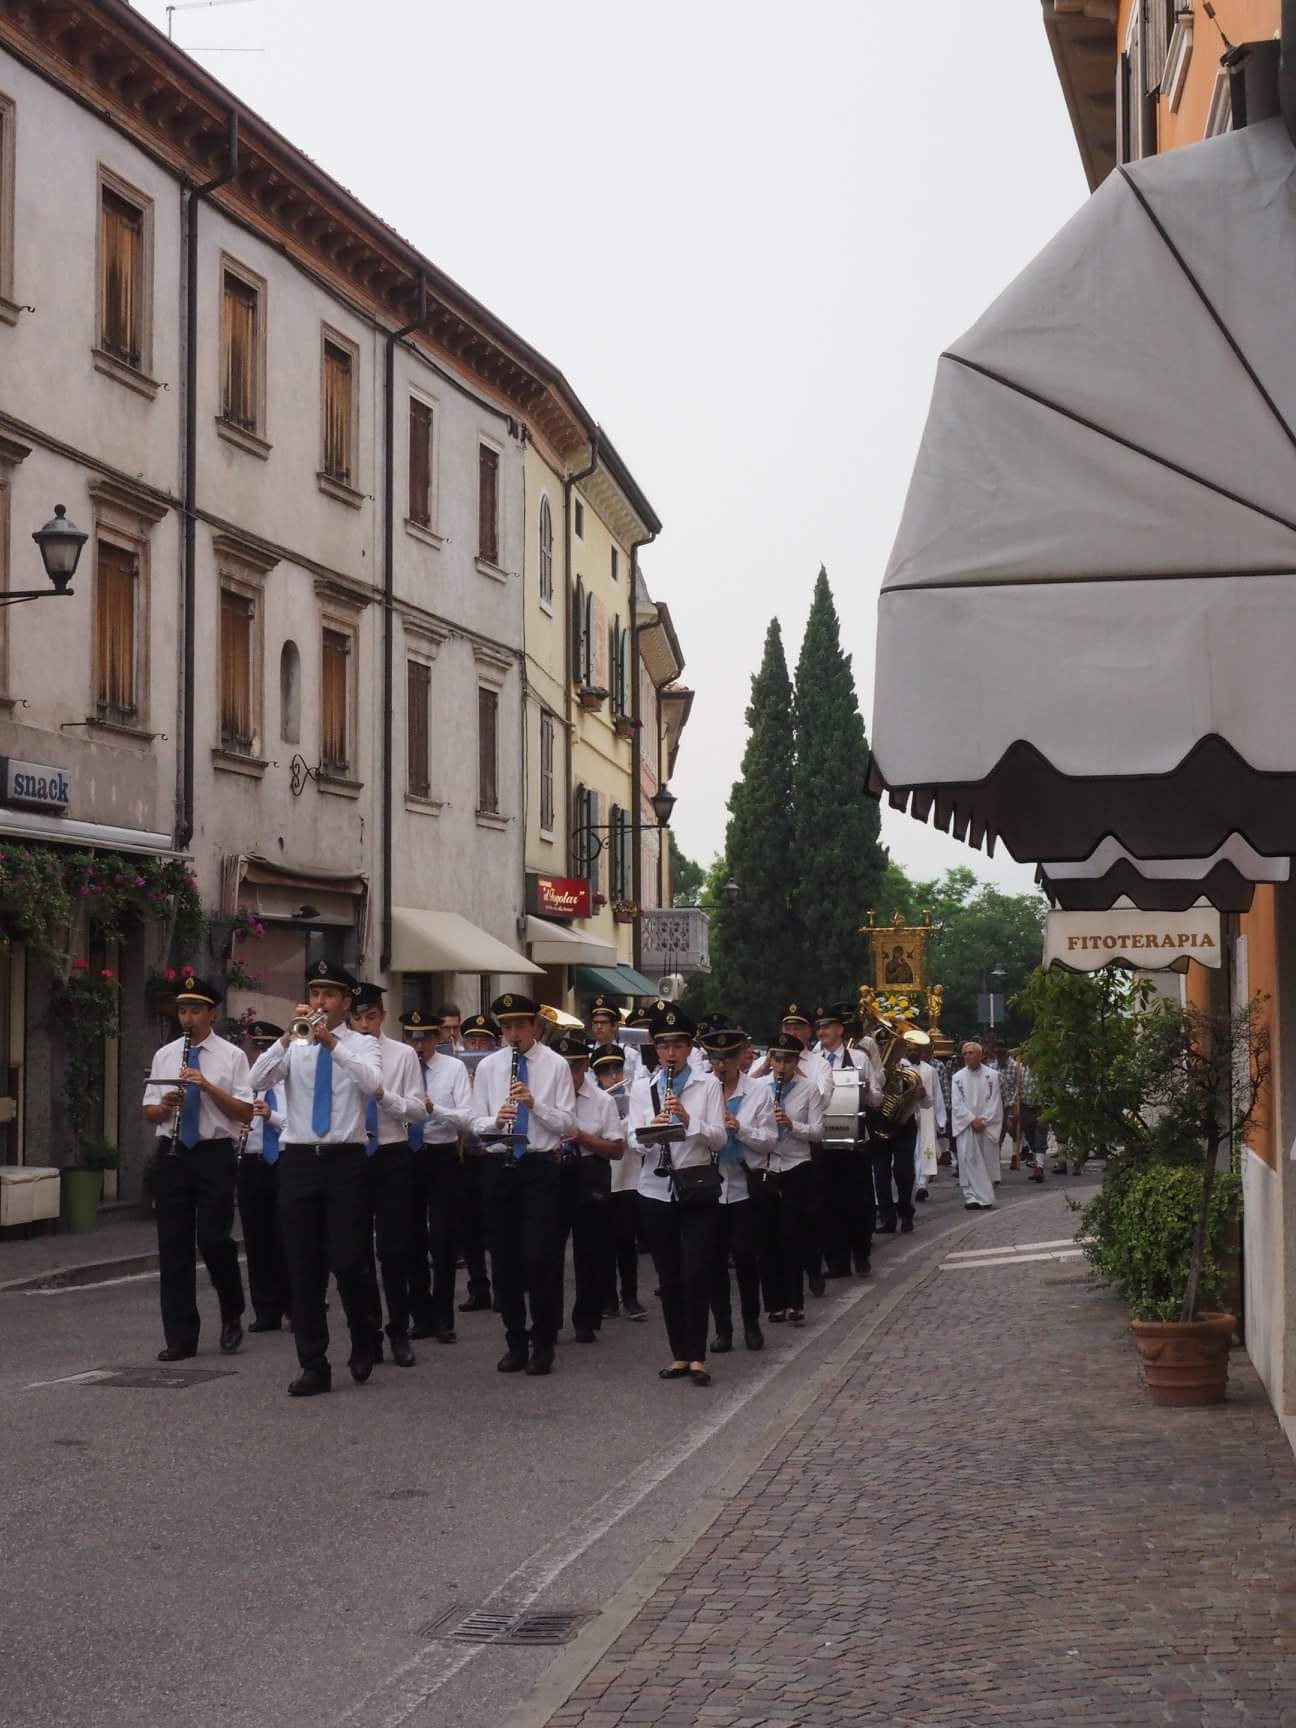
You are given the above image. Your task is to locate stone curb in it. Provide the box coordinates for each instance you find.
[0,1239,249,1294]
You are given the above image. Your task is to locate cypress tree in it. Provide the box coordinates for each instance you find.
[711,620,800,1035]
[791,567,886,1001]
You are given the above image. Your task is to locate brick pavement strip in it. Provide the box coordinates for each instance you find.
[515,1188,1296,1728]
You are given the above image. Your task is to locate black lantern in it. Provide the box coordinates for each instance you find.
[31,505,88,596]
[649,783,677,829]
[723,879,740,906]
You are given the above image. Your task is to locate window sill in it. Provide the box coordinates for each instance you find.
[475,809,509,831]
[404,518,443,549]
[216,418,272,460]
[82,715,155,747]
[538,827,556,845]
[316,471,364,510]
[212,747,268,778]
[474,556,508,584]
[92,348,161,401]
[405,793,443,817]
[317,771,363,799]
[0,295,20,329]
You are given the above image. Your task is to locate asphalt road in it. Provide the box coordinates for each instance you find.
[0,1173,1054,1728]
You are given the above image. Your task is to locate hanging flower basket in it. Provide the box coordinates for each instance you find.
[612,898,640,924]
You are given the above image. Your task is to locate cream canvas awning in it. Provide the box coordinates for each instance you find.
[1039,837,1290,914]
[391,907,541,976]
[524,915,619,968]
[1043,906,1223,974]
[871,119,1296,871]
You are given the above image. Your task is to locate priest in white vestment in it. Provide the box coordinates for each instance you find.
[952,1043,1003,1209]
[914,1057,943,1200]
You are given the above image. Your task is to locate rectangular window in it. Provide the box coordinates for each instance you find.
[221,269,260,432]
[478,444,499,564]
[407,658,431,797]
[574,499,585,540]
[219,587,255,753]
[322,337,353,483]
[100,185,145,366]
[610,546,619,583]
[478,685,499,814]
[409,399,433,528]
[539,710,555,833]
[95,541,138,723]
[321,627,350,774]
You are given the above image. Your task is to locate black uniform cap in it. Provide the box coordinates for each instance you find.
[552,1034,593,1061]
[650,1006,696,1040]
[460,1013,502,1043]
[351,981,385,1013]
[174,972,222,1007]
[306,958,358,994]
[491,992,540,1021]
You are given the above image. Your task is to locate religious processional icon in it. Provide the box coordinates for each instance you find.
[858,908,952,1056]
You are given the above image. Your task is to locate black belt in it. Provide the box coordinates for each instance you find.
[282,1141,365,1157]
[160,1135,234,1153]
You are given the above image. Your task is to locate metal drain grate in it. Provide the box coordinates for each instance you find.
[419,1606,589,1646]
[90,1367,235,1390]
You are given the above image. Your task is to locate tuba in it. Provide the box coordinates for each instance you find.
[858,986,931,1141]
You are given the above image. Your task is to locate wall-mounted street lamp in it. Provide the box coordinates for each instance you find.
[574,782,677,859]
[24,505,88,606]
[722,879,740,907]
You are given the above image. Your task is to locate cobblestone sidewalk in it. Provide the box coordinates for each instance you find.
[544,1191,1296,1728]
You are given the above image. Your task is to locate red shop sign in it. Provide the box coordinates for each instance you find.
[528,873,591,920]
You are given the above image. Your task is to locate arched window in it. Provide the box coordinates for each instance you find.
[538,496,553,606]
[279,639,301,744]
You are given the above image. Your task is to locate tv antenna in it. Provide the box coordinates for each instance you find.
[165,0,263,52]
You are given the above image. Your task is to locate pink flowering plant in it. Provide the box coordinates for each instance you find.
[0,846,205,971]
[51,963,121,1157]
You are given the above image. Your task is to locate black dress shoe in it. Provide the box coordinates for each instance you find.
[409,1322,436,1340]
[348,1350,375,1384]
[288,1368,331,1397]
[900,1218,915,1234]
[824,1265,850,1279]
[808,1275,827,1299]
[573,1327,598,1343]
[389,1334,416,1368]
[744,1324,765,1351]
[157,1345,196,1363]
[248,1318,282,1333]
[219,1322,244,1354]
[434,1328,457,1345]
[915,1189,929,1203]
[458,1293,492,1312]
[526,1347,555,1376]
[710,1331,733,1353]
[855,1259,872,1278]
[878,1221,897,1234]
[497,1348,528,1373]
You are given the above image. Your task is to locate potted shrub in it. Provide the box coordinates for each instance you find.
[62,1138,121,1234]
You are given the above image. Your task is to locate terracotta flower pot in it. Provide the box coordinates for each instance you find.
[1130,1312,1234,1407]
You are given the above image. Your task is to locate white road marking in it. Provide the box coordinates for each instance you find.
[943,1238,1079,1262]
[941,1248,1085,1272]
[24,1369,116,1389]
[20,1270,162,1295]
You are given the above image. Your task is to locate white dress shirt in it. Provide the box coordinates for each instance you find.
[757,1073,826,1172]
[604,1079,642,1192]
[248,1026,382,1145]
[420,1049,473,1144]
[630,1066,727,1201]
[244,1094,285,1155]
[369,1033,429,1145]
[144,1032,252,1142]
[572,1076,625,1154]
[717,1072,777,1204]
[471,1039,576,1152]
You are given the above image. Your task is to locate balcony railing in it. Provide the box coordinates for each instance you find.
[639,906,711,976]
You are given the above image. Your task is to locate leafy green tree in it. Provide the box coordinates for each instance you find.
[670,846,706,909]
[791,569,887,1001]
[930,882,1046,1042]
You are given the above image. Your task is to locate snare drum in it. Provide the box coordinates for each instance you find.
[823,1069,864,1149]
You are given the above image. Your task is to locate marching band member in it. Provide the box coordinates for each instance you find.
[870,1025,928,1235]
[631,1006,726,1386]
[594,1047,646,1320]
[248,961,381,1397]
[350,983,428,1368]
[399,1009,472,1344]
[702,1026,775,1353]
[552,1035,624,1342]
[239,1020,289,1333]
[143,973,253,1362]
[456,1011,501,1312]
[815,1003,882,1278]
[749,1031,826,1326]
[589,993,643,1085]
[471,994,576,1378]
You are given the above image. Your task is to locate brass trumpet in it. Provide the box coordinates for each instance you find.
[290,1010,328,1044]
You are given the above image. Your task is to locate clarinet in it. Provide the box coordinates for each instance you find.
[167,1031,193,1155]
[236,1090,261,1160]
[507,1045,521,1138]
[654,1059,678,1176]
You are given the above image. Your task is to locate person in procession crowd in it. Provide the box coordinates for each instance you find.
[869,1024,927,1235]
[748,1030,826,1327]
[703,1026,775,1353]
[238,1020,289,1333]
[814,1002,882,1278]
[348,983,427,1368]
[626,1002,662,1075]
[913,1047,945,1203]
[630,1005,727,1386]
[471,993,576,1377]
[456,1011,502,1311]
[550,1034,624,1342]
[998,1041,1024,1173]
[248,961,382,1397]
[143,973,254,1362]
[397,1007,473,1343]
[589,993,643,1084]
[594,1046,646,1321]
[437,1003,464,1053]
[952,1040,1004,1210]
[755,1003,831,1294]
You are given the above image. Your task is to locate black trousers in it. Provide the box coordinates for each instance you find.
[607,1190,640,1308]
[804,1143,827,1279]
[155,1138,244,1351]
[710,1199,761,1336]
[748,1160,815,1313]
[641,1193,718,1364]
[368,1142,415,1339]
[482,1153,562,1353]
[410,1143,461,1332]
[570,1191,611,1331]
[278,1143,371,1373]
[872,1123,918,1228]
[552,1157,582,1332]
[236,1153,288,1326]
[457,1154,491,1301]
[821,1145,875,1273]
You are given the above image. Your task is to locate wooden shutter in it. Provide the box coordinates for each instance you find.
[539,711,555,832]
[1116,52,1131,167]
[222,272,258,429]
[478,686,499,813]
[95,542,137,721]
[1143,0,1173,95]
[408,400,432,527]
[478,446,499,564]
[539,496,553,604]
[407,659,431,795]
[610,546,619,584]
[219,588,254,751]
[572,578,585,683]
[322,341,352,481]
[101,188,143,365]
[583,590,595,685]
[321,627,349,772]
[610,803,623,900]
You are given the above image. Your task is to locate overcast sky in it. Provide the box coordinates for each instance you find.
[134,0,1089,897]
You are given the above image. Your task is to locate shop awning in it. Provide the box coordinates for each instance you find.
[1043,906,1223,974]
[575,964,659,998]
[1038,837,1290,914]
[390,907,541,976]
[524,916,619,967]
[871,119,1296,867]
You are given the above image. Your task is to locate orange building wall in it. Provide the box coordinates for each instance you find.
[1118,1,1279,149]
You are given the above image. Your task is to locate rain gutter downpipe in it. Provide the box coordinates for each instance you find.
[380,271,430,975]
[178,112,239,851]
[627,529,657,974]
[564,430,600,879]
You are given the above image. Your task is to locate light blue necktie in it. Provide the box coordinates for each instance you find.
[720,1091,745,1164]
[178,1046,203,1148]
[311,1044,334,1139]
[409,1062,427,1150]
[262,1088,280,1165]
[512,1052,530,1158]
[365,1095,378,1157]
